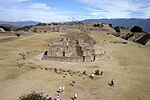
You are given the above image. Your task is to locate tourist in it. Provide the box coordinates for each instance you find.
[110,79,115,87]
[70,80,76,86]
[100,71,104,75]
[72,80,75,84]
[62,86,65,92]
[57,85,65,93]
[74,93,78,99]
[90,73,94,79]
[72,80,76,86]
[57,86,62,93]
[56,94,60,100]
[82,70,87,75]
[95,69,100,75]
[45,95,52,100]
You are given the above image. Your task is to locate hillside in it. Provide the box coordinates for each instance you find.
[82,19,150,32]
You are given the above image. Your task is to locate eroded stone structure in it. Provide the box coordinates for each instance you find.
[42,32,103,62]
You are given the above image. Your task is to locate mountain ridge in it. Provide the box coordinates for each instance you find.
[0,19,150,32]
[0,21,40,27]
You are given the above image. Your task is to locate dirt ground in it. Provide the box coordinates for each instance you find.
[0,32,150,100]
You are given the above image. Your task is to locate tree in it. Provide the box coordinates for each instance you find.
[114,26,120,32]
[36,23,47,26]
[130,26,143,32]
[93,23,100,28]
[15,33,21,37]
[19,91,44,100]
[109,24,112,27]
[51,22,60,25]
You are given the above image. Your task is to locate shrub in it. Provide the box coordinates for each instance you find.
[130,26,143,32]
[19,91,44,100]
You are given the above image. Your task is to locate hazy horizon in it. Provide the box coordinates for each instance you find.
[0,0,150,22]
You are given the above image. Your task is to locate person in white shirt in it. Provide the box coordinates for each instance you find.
[74,93,77,99]
[91,73,94,79]
[62,86,65,92]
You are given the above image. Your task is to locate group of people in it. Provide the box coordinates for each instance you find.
[70,80,76,86]
[56,85,78,100]
[44,85,77,100]
[45,95,52,100]
[57,86,65,93]
[89,69,115,87]
[89,69,104,79]
[45,94,60,100]
[95,69,104,75]
[44,69,114,100]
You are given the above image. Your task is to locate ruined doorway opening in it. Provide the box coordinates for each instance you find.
[93,54,96,61]
[44,51,48,55]
[83,56,85,62]
[63,51,65,57]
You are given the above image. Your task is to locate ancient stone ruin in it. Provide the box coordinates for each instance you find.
[42,32,103,62]
[0,28,5,32]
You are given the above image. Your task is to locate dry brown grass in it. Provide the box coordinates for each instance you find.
[0,32,150,100]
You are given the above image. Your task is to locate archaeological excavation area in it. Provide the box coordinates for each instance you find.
[0,22,150,100]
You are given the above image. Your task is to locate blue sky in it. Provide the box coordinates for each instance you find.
[0,0,150,22]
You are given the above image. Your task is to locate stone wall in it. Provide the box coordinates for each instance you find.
[43,55,97,62]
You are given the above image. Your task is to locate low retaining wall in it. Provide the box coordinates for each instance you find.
[42,55,98,62]
[43,55,83,62]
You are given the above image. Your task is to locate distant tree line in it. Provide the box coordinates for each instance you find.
[35,22,61,26]
[93,23,104,28]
